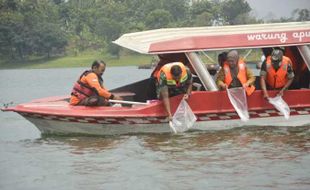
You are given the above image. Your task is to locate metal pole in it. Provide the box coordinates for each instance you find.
[186,52,218,91]
[297,45,310,71]
[108,99,149,105]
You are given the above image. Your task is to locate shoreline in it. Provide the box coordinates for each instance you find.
[0,53,153,70]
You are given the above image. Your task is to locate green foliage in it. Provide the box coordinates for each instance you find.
[267,8,310,23]
[146,9,173,29]
[161,0,189,21]
[0,0,67,60]
[0,51,152,69]
[221,0,252,25]
[0,0,306,65]
[294,9,310,21]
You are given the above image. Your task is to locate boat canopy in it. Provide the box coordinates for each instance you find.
[113,22,310,54]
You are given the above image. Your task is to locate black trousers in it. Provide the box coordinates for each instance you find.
[77,96,109,106]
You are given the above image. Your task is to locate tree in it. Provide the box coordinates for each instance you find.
[0,0,67,60]
[0,0,262,63]
[163,0,189,21]
[266,8,310,23]
[190,0,213,16]
[34,23,67,58]
[221,0,252,25]
[293,9,310,21]
[194,11,213,26]
[0,0,23,59]
[95,17,123,57]
[145,9,173,29]
[233,13,261,25]
[188,0,222,26]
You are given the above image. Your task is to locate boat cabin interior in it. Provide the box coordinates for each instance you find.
[111,45,310,103]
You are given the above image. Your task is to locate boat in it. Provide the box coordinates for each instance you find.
[2,22,310,135]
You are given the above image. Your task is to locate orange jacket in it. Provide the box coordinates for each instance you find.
[156,62,188,86]
[223,59,255,96]
[265,56,290,89]
[70,71,112,105]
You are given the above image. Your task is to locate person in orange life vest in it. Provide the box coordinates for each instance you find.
[156,62,193,121]
[216,50,256,95]
[70,60,122,106]
[260,49,294,99]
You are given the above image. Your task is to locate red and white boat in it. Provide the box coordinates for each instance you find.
[2,22,310,135]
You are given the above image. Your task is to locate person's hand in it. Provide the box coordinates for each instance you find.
[243,83,249,88]
[277,89,284,97]
[168,113,173,121]
[220,83,227,90]
[183,93,190,100]
[113,95,123,100]
[263,92,269,100]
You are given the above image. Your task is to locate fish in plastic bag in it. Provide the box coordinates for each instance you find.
[268,96,290,120]
[226,87,249,122]
[169,99,197,133]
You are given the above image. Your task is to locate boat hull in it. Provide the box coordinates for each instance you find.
[3,90,310,136]
[22,113,310,136]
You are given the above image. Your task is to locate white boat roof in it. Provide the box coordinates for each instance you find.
[113,21,310,54]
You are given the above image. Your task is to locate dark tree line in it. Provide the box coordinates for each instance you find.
[0,0,309,61]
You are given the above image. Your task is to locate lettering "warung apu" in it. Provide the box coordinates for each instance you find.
[247,31,310,43]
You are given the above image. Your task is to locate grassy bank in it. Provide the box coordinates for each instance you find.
[0,49,262,70]
[0,51,153,69]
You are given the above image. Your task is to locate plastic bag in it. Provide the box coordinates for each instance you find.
[170,99,197,133]
[268,96,290,120]
[226,87,249,122]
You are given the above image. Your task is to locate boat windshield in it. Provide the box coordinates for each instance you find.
[196,48,263,74]
[191,46,310,91]
[192,49,263,88]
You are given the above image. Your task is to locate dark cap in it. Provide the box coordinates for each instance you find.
[271,49,283,62]
[171,65,182,77]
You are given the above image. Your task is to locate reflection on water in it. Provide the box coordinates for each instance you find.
[1,126,310,190]
[141,126,310,152]
[1,68,310,190]
[45,136,128,154]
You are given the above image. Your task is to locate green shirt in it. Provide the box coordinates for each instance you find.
[157,68,192,98]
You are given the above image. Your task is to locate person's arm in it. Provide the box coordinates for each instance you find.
[184,81,193,100]
[277,78,293,96]
[183,70,193,100]
[160,86,172,121]
[85,73,122,100]
[244,67,256,87]
[259,61,269,99]
[158,72,172,120]
[278,64,294,96]
[260,75,269,99]
[216,68,227,90]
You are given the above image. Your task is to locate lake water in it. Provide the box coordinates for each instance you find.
[0,67,310,190]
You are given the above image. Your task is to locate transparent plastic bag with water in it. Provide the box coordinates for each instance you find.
[268,96,290,120]
[169,99,197,133]
[226,87,249,122]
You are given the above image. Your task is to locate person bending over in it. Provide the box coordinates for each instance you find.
[156,62,193,121]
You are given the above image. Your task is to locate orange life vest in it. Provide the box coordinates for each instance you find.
[71,70,102,101]
[156,62,188,86]
[265,56,290,89]
[223,59,255,96]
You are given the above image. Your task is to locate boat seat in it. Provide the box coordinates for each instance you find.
[113,91,136,101]
[193,82,202,91]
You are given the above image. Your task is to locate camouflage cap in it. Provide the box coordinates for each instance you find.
[271,49,283,62]
[227,50,239,61]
